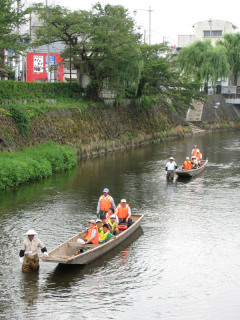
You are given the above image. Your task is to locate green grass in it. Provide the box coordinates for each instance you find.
[0,141,77,190]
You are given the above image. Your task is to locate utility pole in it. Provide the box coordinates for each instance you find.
[148,6,152,45]
[208,18,212,39]
[46,0,51,82]
[134,6,153,45]
[15,0,20,81]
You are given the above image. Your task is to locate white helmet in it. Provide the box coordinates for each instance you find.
[24,229,37,236]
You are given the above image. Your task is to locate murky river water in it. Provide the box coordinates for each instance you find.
[0,131,239,320]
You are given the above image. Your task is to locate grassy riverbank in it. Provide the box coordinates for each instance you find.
[0,142,77,190]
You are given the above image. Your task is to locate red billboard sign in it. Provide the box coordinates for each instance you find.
[26,53,63,82]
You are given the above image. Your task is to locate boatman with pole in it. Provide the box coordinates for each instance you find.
[97,188,116,221]
[165,157,178,180]
[19,229,48,273]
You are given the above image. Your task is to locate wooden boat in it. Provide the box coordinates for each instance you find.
[42,214,144,265]
[175,159,208,178]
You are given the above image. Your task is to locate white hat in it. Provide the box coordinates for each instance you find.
[25,229,37,236]
[186,157,189,160]
[103,188,109,193]
[169,157,174,160]
[88,220,96,224]
[110,215,116,219]
[121,199,126,203]
[192,156,196,159]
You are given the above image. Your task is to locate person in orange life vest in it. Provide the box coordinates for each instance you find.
[191,145,200,157]
[83,220,99,245]
[196,150,203,166]
[191,156,198,169]
[115,199,132,228]
[97,188,116,221]
[183,157,192,170]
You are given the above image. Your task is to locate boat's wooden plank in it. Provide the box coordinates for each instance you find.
[67,242,98,249]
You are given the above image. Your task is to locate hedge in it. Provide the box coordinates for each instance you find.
[0,81,81,103]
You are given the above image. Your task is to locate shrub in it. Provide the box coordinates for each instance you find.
[8,105,30,135]
[0,81,81,104]
[0,142,77,190]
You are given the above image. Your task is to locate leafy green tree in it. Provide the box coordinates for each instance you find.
[216,33,240,85]
[177,39,230,93]
[33,3,143,100]
[135,44,204,113]
[0,0,28,77]
[136,43,171,97]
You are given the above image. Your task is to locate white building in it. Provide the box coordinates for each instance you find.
[178,19,238,48]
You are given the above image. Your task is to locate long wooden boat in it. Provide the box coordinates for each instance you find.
[42,214,144,265]
[175,159,208,178]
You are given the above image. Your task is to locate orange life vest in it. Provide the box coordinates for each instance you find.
[192,148,198,157]
[117,204,130,219]
[184,160,192,170]
[196,152,202,160]
[85,226,99,244]
[100,195,112,211]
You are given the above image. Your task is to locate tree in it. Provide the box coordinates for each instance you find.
[33,3,143,100]
[136,43,171,97]
[216,33,240,85]
[0,0,28,77]
[135,44,204,114]
[177,39,230,93]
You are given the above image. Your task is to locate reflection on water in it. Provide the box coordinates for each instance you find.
[0,131,240,320]
[21,272,40,308]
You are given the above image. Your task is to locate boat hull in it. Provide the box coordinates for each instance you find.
[175,159,208,177]
[42,214,144,265]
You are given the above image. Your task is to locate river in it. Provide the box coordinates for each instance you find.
[0,130,239,320]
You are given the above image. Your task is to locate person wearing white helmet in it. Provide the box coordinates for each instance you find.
[108,214,119,235]
[19,229,48,273]
[196,150,203,166]
[165,157,178,180]
[115,199,132,228]
[191,156,198,168]
[183,157,192,170]
[96,188,116,221]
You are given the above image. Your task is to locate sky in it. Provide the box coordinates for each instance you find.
[26,0,240,46]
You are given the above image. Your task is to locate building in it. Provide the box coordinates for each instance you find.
[178,19,237,49]
[27,11,77,83]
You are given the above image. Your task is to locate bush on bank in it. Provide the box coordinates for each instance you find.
[0,142,77,190]
[0,81,81,104]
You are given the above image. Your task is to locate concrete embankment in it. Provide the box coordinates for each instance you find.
[0,104,191,158]
[0,96,239,159]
